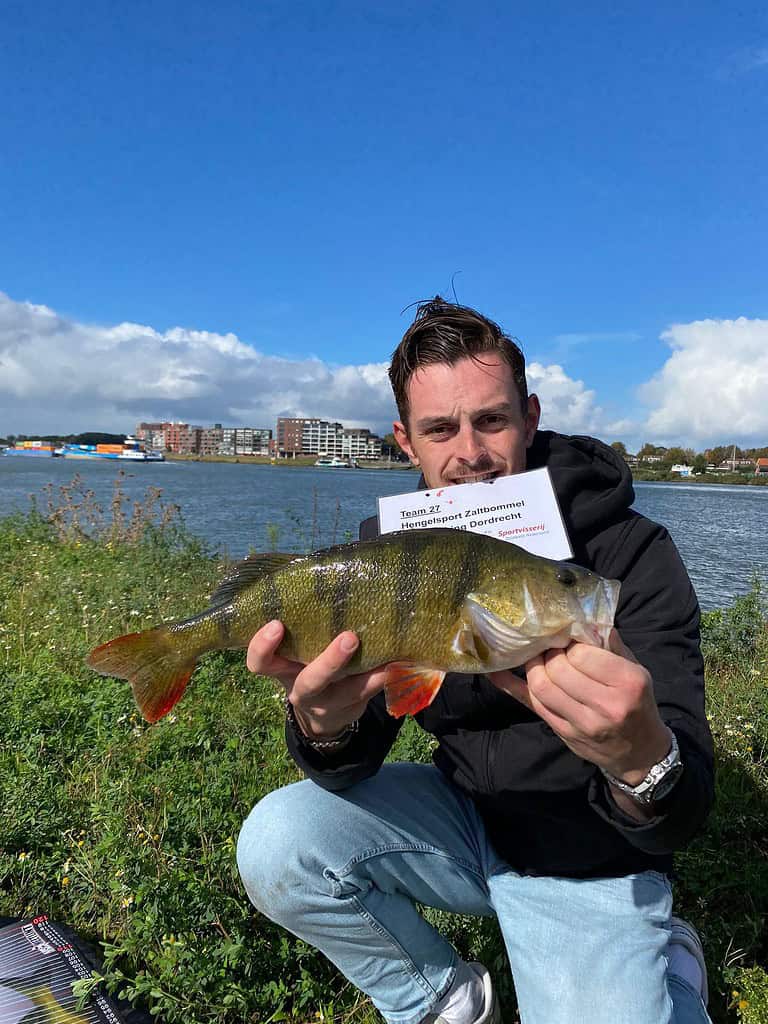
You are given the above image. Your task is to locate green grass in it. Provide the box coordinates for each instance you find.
[0,495,766,1023]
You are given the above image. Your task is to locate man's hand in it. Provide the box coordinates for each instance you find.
[488,629,671,785]
[246,621,389,740]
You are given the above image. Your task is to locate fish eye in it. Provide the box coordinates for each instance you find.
[556,568,576,587]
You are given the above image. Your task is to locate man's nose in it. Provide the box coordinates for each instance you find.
[455,426,487,464]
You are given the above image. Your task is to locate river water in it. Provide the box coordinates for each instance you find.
[1,456,766,611]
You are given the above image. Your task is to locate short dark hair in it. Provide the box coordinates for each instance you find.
[389,296,528,426]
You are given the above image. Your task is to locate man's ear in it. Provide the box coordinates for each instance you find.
[393,420,419,465]
[524,394,541,447]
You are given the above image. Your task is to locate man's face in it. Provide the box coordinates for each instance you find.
[393,354,541,488]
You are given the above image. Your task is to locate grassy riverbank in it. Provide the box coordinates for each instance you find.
[0,489,766,1023]
[631,468,768,486]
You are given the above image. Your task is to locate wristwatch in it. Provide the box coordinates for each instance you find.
[601,729,684,806]
[284,697,358,751]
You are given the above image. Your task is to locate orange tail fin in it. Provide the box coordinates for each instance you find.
[86,628,197,723]
[383,663,446,718]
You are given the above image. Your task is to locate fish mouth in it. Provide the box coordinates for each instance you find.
[570,577,621,649]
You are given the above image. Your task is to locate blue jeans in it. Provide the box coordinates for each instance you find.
[237,763,711,1024]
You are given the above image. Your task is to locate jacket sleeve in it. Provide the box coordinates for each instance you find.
[285,691,404,790]
[585,517,715,854]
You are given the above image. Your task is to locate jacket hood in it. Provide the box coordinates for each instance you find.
[526,430,635,537]
[414,430,634,542]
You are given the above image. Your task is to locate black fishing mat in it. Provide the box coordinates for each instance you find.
[0,916,151,1024]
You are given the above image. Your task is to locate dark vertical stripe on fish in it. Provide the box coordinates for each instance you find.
[451,537,479,612]
[262,573,283,624]
[313,561,337,637]
[331,557,353,638]
[394,531,422,636]
[214,603,236,645]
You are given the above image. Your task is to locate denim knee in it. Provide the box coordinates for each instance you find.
[236,781,324,921]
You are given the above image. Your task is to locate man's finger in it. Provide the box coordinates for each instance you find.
[490,666,576,737]
[299,664,390,715]
[607,627,639,663]
[292,631,360,700]
[488,669,534,710]
[246,620,302,678]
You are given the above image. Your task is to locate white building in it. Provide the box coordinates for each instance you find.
[278,417,382,459]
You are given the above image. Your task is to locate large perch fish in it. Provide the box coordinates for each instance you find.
[86,528,620,723]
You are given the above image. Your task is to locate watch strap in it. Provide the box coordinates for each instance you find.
[601,728,681,805]
[284,697,359,751]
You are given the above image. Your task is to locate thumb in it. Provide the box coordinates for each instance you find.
[607,627,638,663]
[487,669,534,711]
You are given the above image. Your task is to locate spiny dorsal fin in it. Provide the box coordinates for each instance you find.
[210,552,298,606]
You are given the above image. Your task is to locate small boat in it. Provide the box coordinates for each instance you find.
[314,456,355,468]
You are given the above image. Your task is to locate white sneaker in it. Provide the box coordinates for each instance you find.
[423,962,501,1024]
[669,916,709,1006]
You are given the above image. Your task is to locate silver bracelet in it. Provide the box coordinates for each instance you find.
[284,698,358,751]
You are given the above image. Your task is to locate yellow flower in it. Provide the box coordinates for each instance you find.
[739,1000,749,1010]
[62,876,70,887]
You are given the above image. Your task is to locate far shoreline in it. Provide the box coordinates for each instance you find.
[163,453,414,470]
[631,472,768,488]
[161,454,768,486]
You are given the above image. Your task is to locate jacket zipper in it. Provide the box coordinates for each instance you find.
[483,729,496,793]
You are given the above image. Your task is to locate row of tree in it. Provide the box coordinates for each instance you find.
[610,441,768,471]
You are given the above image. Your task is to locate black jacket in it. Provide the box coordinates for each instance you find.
[286,431,715,878]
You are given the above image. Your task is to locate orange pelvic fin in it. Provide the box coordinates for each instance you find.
[86,628,196,723]
[383,663,446,718]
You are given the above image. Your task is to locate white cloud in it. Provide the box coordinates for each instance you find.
[638,317,768,446]
[719,45,768,77]
[0,293,397,436]
[526,361,605,435]
[0,292,626,443]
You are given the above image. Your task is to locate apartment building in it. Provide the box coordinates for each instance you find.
[136,418,380,458]
[277,417,382,459]
[220,427,272,456]
[135,421,272,456]
[164,422,202,454]
[199,425,224,457]
[135,422,167,451]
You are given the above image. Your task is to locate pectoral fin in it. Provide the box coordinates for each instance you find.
[383,663,446,718]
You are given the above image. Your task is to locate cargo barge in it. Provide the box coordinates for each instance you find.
[3,442,56,457]
[60,436,165,461]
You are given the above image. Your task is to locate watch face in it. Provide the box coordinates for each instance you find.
[650,763,684,803]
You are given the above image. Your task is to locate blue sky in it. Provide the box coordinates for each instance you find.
[1,1,767,449]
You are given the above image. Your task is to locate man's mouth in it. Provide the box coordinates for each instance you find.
[449,470,502,484]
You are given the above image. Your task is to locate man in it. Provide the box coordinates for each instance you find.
[237,298,715,1024]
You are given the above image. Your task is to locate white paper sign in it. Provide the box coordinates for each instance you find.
[377,467,573,560]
